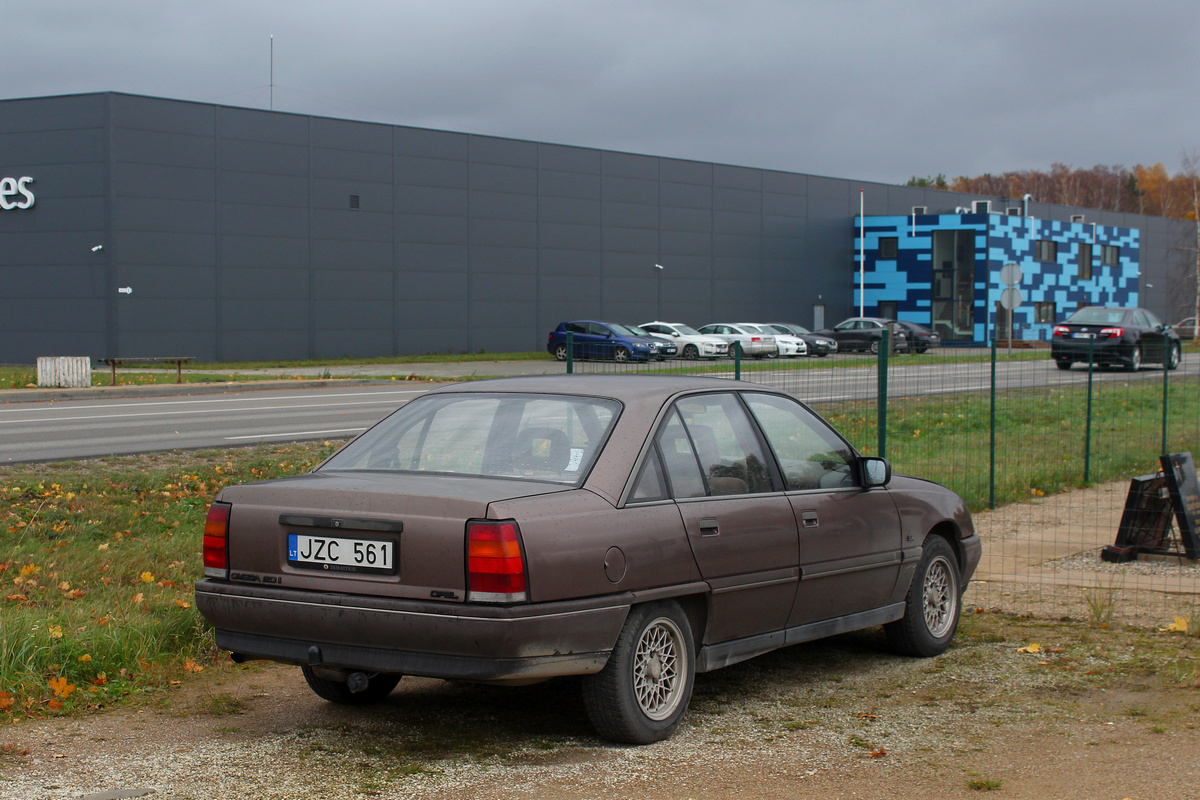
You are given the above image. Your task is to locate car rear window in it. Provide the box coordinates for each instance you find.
[1067,308,1126,325]
[320,393,620,485]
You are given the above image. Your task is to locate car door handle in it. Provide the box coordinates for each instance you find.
[699,517,720,537]
[800,509,819,528]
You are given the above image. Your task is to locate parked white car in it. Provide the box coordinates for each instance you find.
[638,321,731,360]
[697,323,778,358]
[738,323,807,357]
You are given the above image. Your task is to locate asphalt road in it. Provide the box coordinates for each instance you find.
[0,384,433,463]
[0,353,1192,463]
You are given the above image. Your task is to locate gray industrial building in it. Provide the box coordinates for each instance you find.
[0,91,1194,363]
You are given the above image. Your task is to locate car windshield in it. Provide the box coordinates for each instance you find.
[607,323,639,336]
[626,325,652,336]
[320,393,621,485]
[1067,308,1128,325]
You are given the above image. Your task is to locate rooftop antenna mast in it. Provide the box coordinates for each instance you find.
[269,35,274,110]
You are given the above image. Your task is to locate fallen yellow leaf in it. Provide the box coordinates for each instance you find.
[1017,643,1041,654]
[1164,616,1189,633]
[139,572,155,584]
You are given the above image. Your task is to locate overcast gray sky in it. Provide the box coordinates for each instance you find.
[5,0,1198,185]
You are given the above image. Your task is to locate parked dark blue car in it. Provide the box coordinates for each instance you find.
[548,321,676,362]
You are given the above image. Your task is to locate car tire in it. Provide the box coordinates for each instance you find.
[1168,343,1181,371]
[613,346,630,363]
[553,343,569,361]
[816,352,828,357]
[1125,346,1142,372]
[682,344,699,360]
[884,536,961,658]
[582,601,695,744]
[1055,360,1072,371]
[301,666,401,705]
[869,340,880,355]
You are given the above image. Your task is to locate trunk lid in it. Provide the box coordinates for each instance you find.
[217,471,568,602]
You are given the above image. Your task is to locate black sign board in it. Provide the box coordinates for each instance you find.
[1104,473,1176,562]
[1160,452,1200,559]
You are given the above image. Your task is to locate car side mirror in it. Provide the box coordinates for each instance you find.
[860,457,891,487]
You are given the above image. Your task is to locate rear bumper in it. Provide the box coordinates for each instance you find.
[1051,339,1131,363]
[196,578,630,680]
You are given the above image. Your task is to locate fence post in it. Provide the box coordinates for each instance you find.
[734,342,741,380]
[566,331,573,374]
[989,339,996,510]
[877,329,889,459]
[1162,335,1171,455]
[1084,338,1095,483]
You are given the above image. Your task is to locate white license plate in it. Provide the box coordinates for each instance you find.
[1073,332,1095,339]
[287,533,396,575]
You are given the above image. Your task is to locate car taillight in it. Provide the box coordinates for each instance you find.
[466,520,527,603]
[1100,327,1124,338]
[203,501,231,578]
[1053,326,1069,337]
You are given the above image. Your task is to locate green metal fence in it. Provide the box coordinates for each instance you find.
[563,331,1200,626]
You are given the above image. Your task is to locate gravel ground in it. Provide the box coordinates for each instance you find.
[3,614,1199,800]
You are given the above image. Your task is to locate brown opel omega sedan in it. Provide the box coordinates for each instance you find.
[196,375,980,744]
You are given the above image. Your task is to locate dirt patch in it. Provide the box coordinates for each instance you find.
[2,614,1199,800]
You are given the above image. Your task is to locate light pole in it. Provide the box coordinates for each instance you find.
[654,263,665,319]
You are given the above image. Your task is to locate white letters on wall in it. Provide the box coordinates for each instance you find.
[0,177,35,210]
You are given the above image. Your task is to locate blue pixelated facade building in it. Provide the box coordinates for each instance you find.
[854,205,1139,345]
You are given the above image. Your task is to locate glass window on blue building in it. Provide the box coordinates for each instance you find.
[931,230,976,342]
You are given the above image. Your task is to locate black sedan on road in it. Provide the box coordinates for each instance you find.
[1051,306,1181,371]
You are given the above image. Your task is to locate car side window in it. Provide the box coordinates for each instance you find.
[743,393,856,490]
[629,448,669,502]
[565,322,587,334]
[675,394,776,495]
[655,409,706,498]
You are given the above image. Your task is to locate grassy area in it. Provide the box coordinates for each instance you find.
[818,375,1199,510]
[189,351,551,369]
[0,442,340,720]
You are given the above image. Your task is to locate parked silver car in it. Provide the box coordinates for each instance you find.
[738,323,806,357]
[639,321,730,359]
[697,323,777,358]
